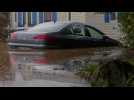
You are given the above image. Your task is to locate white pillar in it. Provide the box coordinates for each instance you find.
[10,12,16,30]
[37,12,39,24]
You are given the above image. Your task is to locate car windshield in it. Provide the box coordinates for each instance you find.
[28,22,69,33]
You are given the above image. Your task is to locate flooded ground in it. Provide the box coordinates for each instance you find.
[0,41,124,87]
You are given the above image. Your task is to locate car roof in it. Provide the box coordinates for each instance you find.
[27,21,84,32]
[35,21,83,26]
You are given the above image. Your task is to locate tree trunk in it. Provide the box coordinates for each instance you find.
[0,12,11,80]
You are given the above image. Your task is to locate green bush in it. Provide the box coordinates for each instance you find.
[76,64,98,81]
[118,12,134,48]
[77,59,134,87]
[76,64,109,87]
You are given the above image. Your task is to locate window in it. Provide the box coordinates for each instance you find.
[85,27,91,37]
[71,24,84,36]
[39,12,44,23]
[31,12,37,26]
[44,12,52,22]
[18,12,24,27]
[15,12,57,29]
[85,26,103,39]
[62,26,73,35]
[104,12,110,23]
[104,12,117,23]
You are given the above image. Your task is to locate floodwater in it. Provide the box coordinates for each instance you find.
[0,41,124,87]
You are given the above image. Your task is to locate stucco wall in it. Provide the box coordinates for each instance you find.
[84,12,121,40]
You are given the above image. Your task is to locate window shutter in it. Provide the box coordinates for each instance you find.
[110,12,116,20]
[18,12,24,27]
[31,12,37,26]
[39,12,44,23]
[104,12,110,23]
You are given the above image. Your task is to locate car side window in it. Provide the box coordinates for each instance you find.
[63,26,73,35]
[71,24,84,36]
[85,26,103,39]
[84,27,91,37]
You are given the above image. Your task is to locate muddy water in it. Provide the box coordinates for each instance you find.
[0,45,124,87]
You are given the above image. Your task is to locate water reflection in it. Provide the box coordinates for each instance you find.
[0,46,123,87]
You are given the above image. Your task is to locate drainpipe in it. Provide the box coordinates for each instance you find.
[68,12,71,21]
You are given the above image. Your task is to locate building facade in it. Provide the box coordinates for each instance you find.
[10,12,121,40]
[10,12,58,30]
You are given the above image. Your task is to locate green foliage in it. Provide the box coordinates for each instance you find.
[77,59,134,87]
[126,59,134,66]
[118,12,134,48]
[76,64,109,87]
[76,64,98,80]
[126,75,134,86]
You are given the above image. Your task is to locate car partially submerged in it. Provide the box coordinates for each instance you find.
[8,21,121,49]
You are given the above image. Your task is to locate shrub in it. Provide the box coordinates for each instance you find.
[77,59,134,87]
[118,12,134,48]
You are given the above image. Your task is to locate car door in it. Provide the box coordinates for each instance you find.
[84,25,105,46]
[61,23,86,47]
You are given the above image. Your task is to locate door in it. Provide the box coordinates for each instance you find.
[61,23,86,47]
[84,25,104,46]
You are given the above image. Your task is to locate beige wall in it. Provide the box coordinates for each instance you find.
[84,12,121,40]
[57,12,86,22]
[70,12,86,22]
[57,12,68,21]
[10,12,16,30]
[85,12,104,25]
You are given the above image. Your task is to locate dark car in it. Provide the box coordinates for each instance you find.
[8,21,120,49]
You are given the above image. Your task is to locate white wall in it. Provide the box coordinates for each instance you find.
[10,12,16,30]
[84,12,121,40]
